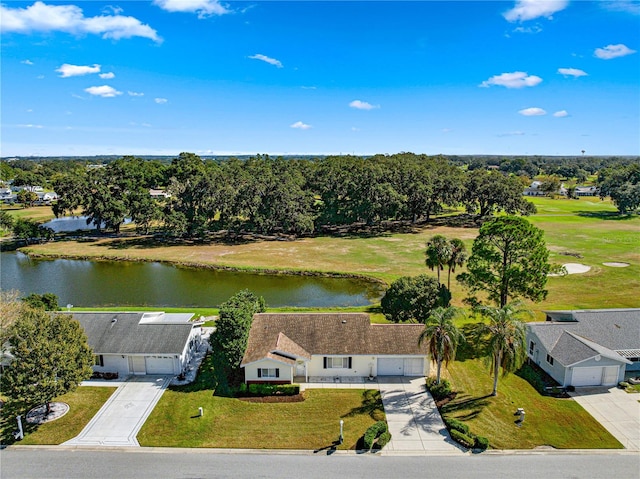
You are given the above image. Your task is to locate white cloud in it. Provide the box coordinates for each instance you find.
[290,121,311,130]
[128,91,144,96]
[600,1,640,15]
[17,124,43,128]
[351,127,361,131]
[557,67,587,77]
[154,98,168,104]
[349,100,380,110]
[480,71,542,88]
[594,44,637,59]
[498,131,525,137]
[99,72,115,79]
[21,59,34,65]
[301,86,317,90]
[56,63,100,78]
[0,1,161,43]
[512,25,542,34]
[249,54,283,68]
[503,0,569,22]
[153,0,230,18]
[519,107,547,116]
[553,110,569,117]
[441,128,453,133]
[85,85,122,98]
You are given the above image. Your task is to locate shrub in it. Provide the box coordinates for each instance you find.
[444,417,470,435]
[450,429,474,448]
[474,435,489,450]
[376,431,392,448]
[363,421,388,450]
[425,377,452,401]
[244,383,299,397]
[618,381,630,389]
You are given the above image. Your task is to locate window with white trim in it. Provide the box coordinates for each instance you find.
[325,357,351,369]
[94,355,104,367]
[546,354,554,365]
[529,341,535,355]
[258,368,279,378]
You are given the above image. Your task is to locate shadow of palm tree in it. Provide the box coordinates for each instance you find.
[441,392,492,420]
[342,390,385,421]
[576,211,635,221]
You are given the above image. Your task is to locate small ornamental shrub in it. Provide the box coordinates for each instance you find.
[425,377,452,401]
[450,429,475,448]
[376,431,392,448]
[618,381,630,389]
[363,421,388,449]
[474,435,489,450]
[244,384,299,397]
[445,417,470,435]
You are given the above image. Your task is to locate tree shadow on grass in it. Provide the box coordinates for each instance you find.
[169,352,233,396]
[455,324,487,362]
[342,390,385,421]
[441,392,493,421]
[576,211,636,221]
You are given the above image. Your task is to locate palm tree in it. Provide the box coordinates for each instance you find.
[418,306,465,384]
[474,301,532,396]
[446,238,467,291]
[425,235,451,286]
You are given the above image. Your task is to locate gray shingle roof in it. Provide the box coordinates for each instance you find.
[528,308,640,366]
[67,312,195,355]
[241,313,426,366]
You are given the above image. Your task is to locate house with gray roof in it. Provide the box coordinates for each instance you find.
[68,311,203,377]
[526,309,639,387]
[241,313,427,384]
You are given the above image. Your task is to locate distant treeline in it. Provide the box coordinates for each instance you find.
[2,152,638,237]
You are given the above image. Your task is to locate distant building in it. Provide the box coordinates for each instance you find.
[149,188,171,199]
[574,186,598,197]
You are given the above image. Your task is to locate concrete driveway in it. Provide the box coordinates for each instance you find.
[570,386,640,451]
[64,375,171,447]
[378,377,463,454]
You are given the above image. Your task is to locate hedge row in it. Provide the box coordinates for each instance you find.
[363,421,390,450]
[444,417,489,450]
[425,377,452,401]
[235,383,300,397]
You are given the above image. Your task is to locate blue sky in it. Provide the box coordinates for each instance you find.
[1,0,639,157]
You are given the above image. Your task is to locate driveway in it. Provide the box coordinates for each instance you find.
[570,386,640,451]
[64,375,171,447]
[378,377,463,454]
[301,376,463,454]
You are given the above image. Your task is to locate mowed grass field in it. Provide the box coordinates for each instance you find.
[19,197,639,312]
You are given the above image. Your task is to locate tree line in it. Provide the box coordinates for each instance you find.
[46,152,537,237]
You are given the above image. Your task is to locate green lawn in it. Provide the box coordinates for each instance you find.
[441,359,623,450]
[4,386,116,446]
[139,387,385,450]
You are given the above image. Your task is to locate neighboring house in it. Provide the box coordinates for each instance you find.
[69,311,203,377]
[574,186,598,197]
[526,309,640,387]
[241,313,428,384]
[149,188,171,199]
[523,181,545,197]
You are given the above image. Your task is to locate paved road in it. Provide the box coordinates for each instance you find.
[2,448,638,479]
[64,375,171,447]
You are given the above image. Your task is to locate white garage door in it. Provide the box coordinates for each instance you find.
[602,366,619,386]
[403,358,424,376]
[572,366,604,387]
[145,356,175,374]
[378,358,404,376]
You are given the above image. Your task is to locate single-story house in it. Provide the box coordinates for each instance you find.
[526,309,640,387]
[68,311,203,377]
[241,313,428,384]
[574,186,598,197]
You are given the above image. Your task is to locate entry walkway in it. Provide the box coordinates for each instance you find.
[570,386,640,451]
[64,375,171,447]
[301,376,463,454]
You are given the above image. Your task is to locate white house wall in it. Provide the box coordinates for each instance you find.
[307,355,375,378]
[527,331,567,386]
[94,354,130,378]
[244,359,293,382]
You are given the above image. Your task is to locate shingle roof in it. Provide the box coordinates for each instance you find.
[68,312,195,355]
[528,308,640,366]
[241,313,425,366]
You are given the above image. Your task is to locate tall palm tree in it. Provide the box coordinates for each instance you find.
[446,238,467,291]
[418,306,465,384]
[474,301,532,396]
[425,235,451,286]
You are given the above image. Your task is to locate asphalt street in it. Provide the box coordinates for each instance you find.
[2,448,639,479]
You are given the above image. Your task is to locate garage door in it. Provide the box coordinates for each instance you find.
[378,358,404,376]
[572,367,604,386]
[403,358,424,376]
[145,356,175,374]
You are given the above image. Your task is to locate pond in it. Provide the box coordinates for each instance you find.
[0,251,384,308]
[41,216,132,233]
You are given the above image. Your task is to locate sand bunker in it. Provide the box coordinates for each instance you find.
[603,262,630,267]
[549,263,591,276]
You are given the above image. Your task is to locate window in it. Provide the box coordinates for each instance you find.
[258,368,279,378]
[94,355,104,367]
[529,341,535,354]
[546,354,554,365]
[324,357,352,369]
